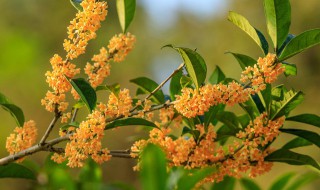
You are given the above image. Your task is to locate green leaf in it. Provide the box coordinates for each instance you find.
[239,98,260,120]
[211,176,236,190]
[164,45,207,89]
[216,111,240,130]
[260,84,272,114]
[208,66,225,84]
[116,0,136,33]
[105,118,158,130]
[69,78,97,113]
[177,168,214,190]
[227,52,256,70]
[279,29,320,61]
[238,114,251,128]
[269,172,295,190]
[263,0,291,49]
[240,178,261,190]
[169,69,183,100]
[282,137,313,149]
[79,158,102,189]
[130,77,165,104]
[280,128,320,148]
[286,113,320,128]
[216,125,237,145]
[228,11,269,55]
[69,0,83,11]
[0,163,36,180]
[180,75,193,88]
[0,92,25,126]
[265,149,320,170]
[204,104,225,129]
[270,90,304,120]
[277,34,295,55]
[140,144,167,190]
[285,173,319,190]
[60,121,79,131]
[282,62,297,76]
[96,83,120,95]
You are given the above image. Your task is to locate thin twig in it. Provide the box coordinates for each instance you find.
[39,110,61,145]
[71,108,78,122]
[0,135,70,165]
[130,62,184,112]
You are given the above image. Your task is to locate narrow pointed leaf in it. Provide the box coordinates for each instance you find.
[70,0,83,11]
[211,176,236,190]
[130,77,165,104]
[164,45,207,89]
[260,84,272,114]
[0,163,36,179]
[116,0,136,32]
[263,0,291,48]
[279,29,320,61]
[282,137,312,149]
[269,172,295,190]
[0,92,25,126]
[277,34,295,55]
[105,118,158,130]
[271,90,304,120]
[240,178,261,190]
[96,83,120,95]
[227,52,256,70]
[169,69,183,100]
[285,173,319,190]
[69,78,97,113]
[216,111,240,130]
[208,66,225,84]
[280,128,320,148]
[286,113,320,128]
[177,168,214,190]
[140,144,167,190]
[265,149,320,170]
[228,11,269,55]
[282,62,297,76]
[239,97,260,120]
[204,104,225,129]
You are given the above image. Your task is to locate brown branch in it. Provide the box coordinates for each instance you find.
[39,109,61,145]
[130,62,184,112]
[0,135,70,165]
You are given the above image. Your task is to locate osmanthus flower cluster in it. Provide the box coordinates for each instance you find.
[2,1,320,189]
[174,53,284,118]
[6,120,37,162]
[131,111,285,183]
[41,0,108,113]
[85,33,136,87]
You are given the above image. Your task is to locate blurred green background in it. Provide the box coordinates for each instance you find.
[0,0,319,189]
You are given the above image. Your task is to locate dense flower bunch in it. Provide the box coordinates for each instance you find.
[104,89,133,118]
[52,111,111,167]
[108,33,136,62]
[174,53,284,118]
[84,47,111,87]
[41,0,108,113]
[6,120,37,162]
[84,33,136,88]
[131,112,285,182]
[240,53,285,92]
[64,0,108,60]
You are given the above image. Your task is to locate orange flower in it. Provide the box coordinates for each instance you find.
[108,33,136,62]
[84,47,111,87]
[105,89,133,117]
[63,110,111,167]
[64,0,108,60]
[6,120,38,162]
